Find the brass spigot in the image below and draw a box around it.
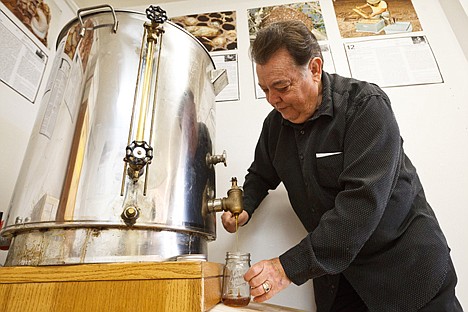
[208,177,243,216]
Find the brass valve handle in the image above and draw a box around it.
[124,140,153,181]
[145,6,168,24]
[124,140,153,167]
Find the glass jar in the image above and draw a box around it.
[222,251,251,307]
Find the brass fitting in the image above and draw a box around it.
[208,177,243,216]
[121,205,140,226]
[206,150,227,167]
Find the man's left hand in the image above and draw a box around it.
[244,257,292,302]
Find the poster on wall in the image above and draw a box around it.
[248,2,327,41]
[247,1,332,99]
[211,52,240,102]
[0,0,51,47]
[171,11,240,102]
[333,0,422,38]
[0,9,47,102]
[344,35,443,87]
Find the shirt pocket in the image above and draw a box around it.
[316,152,343,189]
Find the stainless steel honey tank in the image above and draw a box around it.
[1,6,228,265]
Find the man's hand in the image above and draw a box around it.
[244,258,292,303]
[221,210,249,233]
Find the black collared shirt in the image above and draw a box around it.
[243,72,450,311]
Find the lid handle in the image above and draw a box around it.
[77,4,119,37]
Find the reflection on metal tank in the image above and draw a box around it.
[1,5,229,266]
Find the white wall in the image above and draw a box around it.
[460,0,468,15]
[0,0,466,311]
[439,0,468,62]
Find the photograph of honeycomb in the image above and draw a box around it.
[248,1,327,42]
[1,0,51,47]
[170,11,237,52]
[333,0,422,38]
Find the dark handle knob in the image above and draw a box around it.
[146,6,168,24]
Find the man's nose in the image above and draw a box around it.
[267,90,281,106]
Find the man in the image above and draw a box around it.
[221,20,462,311]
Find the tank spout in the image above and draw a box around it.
[208,177,243,216]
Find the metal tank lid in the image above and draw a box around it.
[56,5,215,67]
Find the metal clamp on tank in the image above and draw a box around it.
[208,177,244,216]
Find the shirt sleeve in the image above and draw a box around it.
[242,114,282,219]
[280,91,402,285]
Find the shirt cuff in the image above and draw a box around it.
[279,240,315,286]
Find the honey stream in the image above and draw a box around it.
[222,213,250,308]
[235,214,239,252]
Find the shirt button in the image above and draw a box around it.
[299,154,304,160]
[300,130,305,135]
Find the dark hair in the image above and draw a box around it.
[250,20,323,66]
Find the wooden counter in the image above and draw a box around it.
[0,261,223,312]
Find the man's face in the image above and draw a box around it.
[256,48,322,124]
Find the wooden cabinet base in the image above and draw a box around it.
[0,261,223,312]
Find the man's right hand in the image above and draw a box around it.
[221,210,249,233]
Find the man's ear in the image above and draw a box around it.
[309,57,323,81]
